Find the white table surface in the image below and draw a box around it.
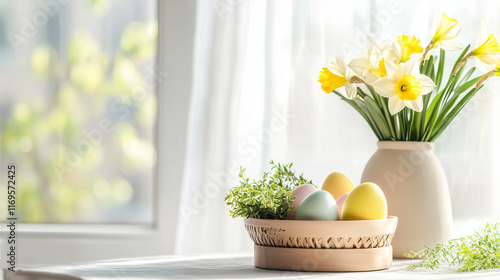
[3,252,500,280]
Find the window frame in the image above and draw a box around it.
[0,0,196,266]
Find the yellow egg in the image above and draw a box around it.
[341,182,387,220]
[321,172,354,200]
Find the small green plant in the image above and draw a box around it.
[225,160,313,220]
[405,223,500,272]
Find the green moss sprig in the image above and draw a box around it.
[405,223,500,272]
[224,160,313,220]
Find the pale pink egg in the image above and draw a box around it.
[285,184,317,220]
[336,192,350,220]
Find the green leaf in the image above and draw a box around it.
[362,96,393,139]
[333,90,383,140]
[435,75,481,126]
[428,87,480,142]
[435,49,445,90]
[423,46,470,141]
[406,223,500,272]
[368,87,396,140]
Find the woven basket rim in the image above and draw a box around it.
[244,216,398,249]
[245,215,397,224]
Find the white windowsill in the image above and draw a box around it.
[0,223,156,236]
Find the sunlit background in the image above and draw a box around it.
[0,0,157,224]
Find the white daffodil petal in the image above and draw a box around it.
[344,83,358,100]
[372,77,397,98]
[478,52,500,65]
[368,47,381,66]
[401,58,421,77]
[332,56,348,76]
[438,37,463,51]
[416,74,436,95]
[348,57,369,76]
[388,97,406,115]
[384,60,402,82]
[447,23,462,38]
[476,57,496,72]
[345,66,357,80]
[409,52,424,60]
[405,98,424,112]
[381,39,394,49]
[363,73,379,85]
[368,34,382,49]
[479,21,489,47]
[392,40,402,63]
[430,15,438,37]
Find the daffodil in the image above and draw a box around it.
[453,22,500,75]
[429,13,463,51]
[395,35,423,63]
[319,56,358,99]
[349,37,398,84]
[372,58,435,115]
[348,47,383,84]
[319,67,346,93]
[472,22,500,72]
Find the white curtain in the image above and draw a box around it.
[174,0,500,254]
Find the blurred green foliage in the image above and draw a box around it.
[0,9,158,223]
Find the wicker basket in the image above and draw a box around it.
[245,216,398,249]
[244,216,398,272]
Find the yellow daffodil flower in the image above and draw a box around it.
[372,58,435,115]
[472,21,500,72]
[430,13,463,51]
[453,22,500,75]
[319,56,358,99]
[396,35,423,63]
[319,67,346,93]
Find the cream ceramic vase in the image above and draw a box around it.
[361,141,453,258]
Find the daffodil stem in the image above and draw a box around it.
[350,76,366,84]
[392,114,402,140]
[422,43,434,62]
[400,108,407,139]
[408,110,415,140]
[475,70,496,89]
[452,53,472,76]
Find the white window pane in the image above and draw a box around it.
[0,0,157,224]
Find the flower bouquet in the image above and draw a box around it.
[319,13,500,142]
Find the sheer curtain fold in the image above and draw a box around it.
[174,0,500,254]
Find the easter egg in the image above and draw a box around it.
[335,192,349,220]
[321,172,354,200]
[285,184,318,220]
[295,190,339,221]
[341,182,387,220]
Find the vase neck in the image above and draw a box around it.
[377,141,434,151]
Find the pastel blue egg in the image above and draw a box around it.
[295,190,339,221]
